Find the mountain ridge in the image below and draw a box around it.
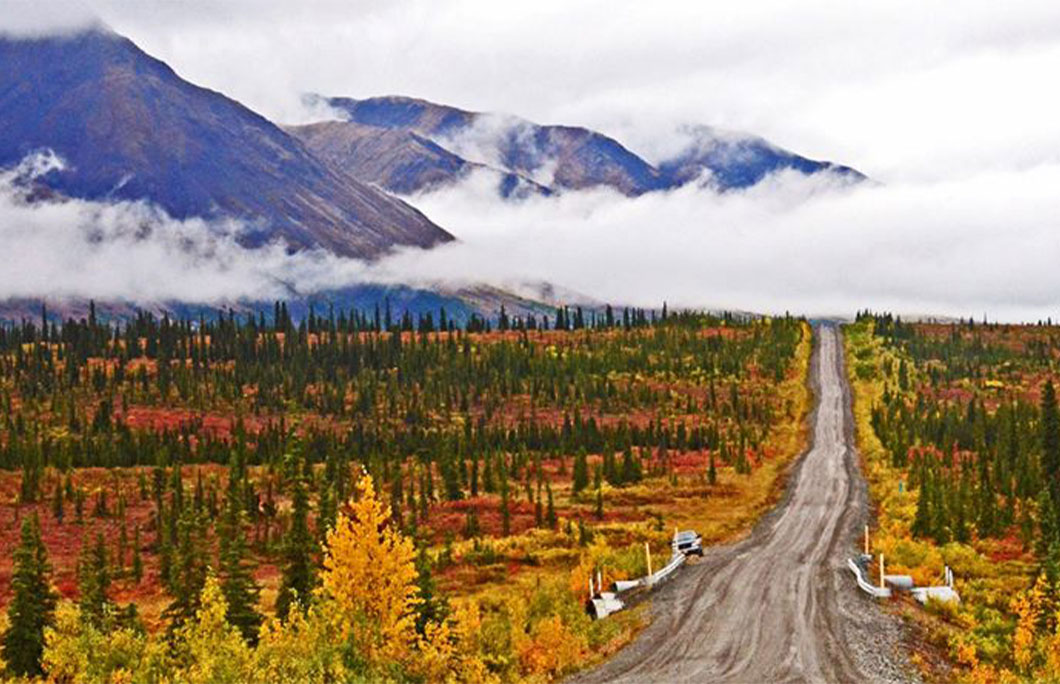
[0,28,453,259]
[302,94,864,197]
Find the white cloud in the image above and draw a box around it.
[0,153,379,304]
[379,164,1060,322]
[0,0,97,37]
[2,147,1060,323]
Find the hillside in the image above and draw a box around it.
[311,94,863,196]
[0,29,452,259]
[324,95,666,196]
[287,120,549,199]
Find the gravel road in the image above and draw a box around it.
[573,325,916,684]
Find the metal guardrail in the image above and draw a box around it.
[646,552,686,587]
[846,557,892,599]
[590,533,692,619]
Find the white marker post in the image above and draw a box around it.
[880,554,885,590]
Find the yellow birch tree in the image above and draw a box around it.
[321,474,420,668]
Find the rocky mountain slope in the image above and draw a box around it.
[0,29,452,259]
[287,120,549,199]
[299,94,863,197]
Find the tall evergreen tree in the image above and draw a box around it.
[162,509,207,631]
[500,475,511,536]
[275,472,315,621]
[413,543,448,636]
[572,448,589,495]
[621,445,641,484]
[77,532,111,627]
[132,524,144,584]
[2,515,56,678]
[218,465,263,643]
[1042,380,1060,505]
[51,481,64,523]
[912,466,933,540]
[545,482,557,529]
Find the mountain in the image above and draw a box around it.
[0,28,452,259]
[323,95,666,196]
[655,126,865,190]
[313,95,864,197]
[286,120,550,199]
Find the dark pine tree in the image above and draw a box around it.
[546,482,557,529]
[2,515,56,678]
[162,510,207,632]
[218,466,263,644]
[621,445,642,485]
[572,448,589,495]
[77,532,111,627]
[276,473,316,621]
[132,524,144,584]
[413,543,449,636]
[1042,380,1060,507]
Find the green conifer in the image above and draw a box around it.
[218,464,263,643]
[275,472,315,621]
[77,532,111,627]
[2,515,56,678]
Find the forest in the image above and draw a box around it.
[0,302,809,683]
[846,313,1060,682]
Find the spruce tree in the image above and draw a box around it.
[317,477,337,546]
[163,509,207,631]
[912,467,933,539]
[2,515,56,678]
[621,445,641,484]
[218,466,263,643]
[413,543,449,636]
[546,482,557,529]
[276,473,315,621]
[1043,380,1060,506]
[500,475,511,536]
[52,481,63,523]
[572,448,589,495]
[132,524,143,584]
[535,481,544,527]
[77,532,112,627]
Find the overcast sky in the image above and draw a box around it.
[4,0,1060,319]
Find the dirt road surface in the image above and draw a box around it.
[574,325,914,684]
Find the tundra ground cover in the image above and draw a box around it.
[845,315,1060,683]
[0,305,810,681]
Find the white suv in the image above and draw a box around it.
[673,530,704,557]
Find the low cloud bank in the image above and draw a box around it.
[3,152,1059,322]
[0,152,377,304]
[381,165,1060,322]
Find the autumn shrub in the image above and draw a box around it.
[516,615,584,680]
[477,601,516,675]
[252,604,350,683]
[169,573,253,684]
[42,602,164,684]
